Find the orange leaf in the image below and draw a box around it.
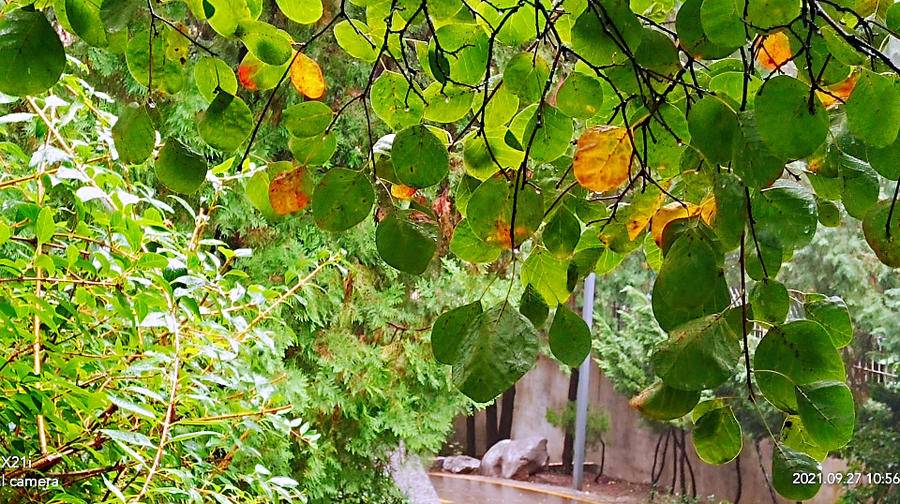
[238,62,258,90]
[268,167,313,215]
[290,53,326,99]
[816,72,857,109]
[390,184,417,200]
[755,31,792,71]
[573,126,633,193]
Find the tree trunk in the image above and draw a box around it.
[561,368,579,472]
[498,386,516,440]
[466,414,476,457]
[485,401,499,449]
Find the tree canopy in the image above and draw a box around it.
[2,0,900,500]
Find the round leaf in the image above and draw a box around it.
[268,167,313,216]
[375,211,438,274]
[276,0,322,24]
[112,104,155,165]
[431,301,483,365]
[846,70,900,148]
[772,446,822,501]
[283,101,333,138]
[573,126,633,193]
[548,305,591,367]
[452,303,539,403]
[749,279,789,325]
[0,10,66,97]
[194,57,238,102]
[754,76,828,160]
[862,199,900,268]
[651,309,741,391]
[311,168,375,232]
[795,380,855,451]
[692,404,743,464]
[630,381,700,421]
[754,320,846,412]
[392,125,450,188]
[557,72,605,119]
[155,140,208,194]
[198,92,253,152]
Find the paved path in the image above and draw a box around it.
[429,473,620,504]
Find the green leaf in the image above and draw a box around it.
[651,309,741,391]
[862,200,900,268]
[375,211,438,274]
[112,104,155,165]
[431,301,483,365]
[125,30,184,94]
[423,83,474,124]
[276,0,321,23]
[754,320,845,412]
[630,381,700,421]
[236,20,293,66]
[521,250,571,307]
[745,230,783,280]
[206,0,250,36]
[0,10,66,97]
[804,295,852,349]
[692,403,742,464]
[452,303,539,403]
[754,76,828,160]
[283,101,333,138]
[334,19,378,62]
[846,70,900,148]
[392,125,450,188]
[467,177,543,249]
[746,0,801,30]
[557,72,604,119]
[772,446,822,501]
[503,53,550,104]
[780,415,828,462]
[839,155,879,220]
[430,24,489,86]
[795,380,855,451]
[311,168,375,232]
[155,140,208,194]
[245,169,278,220]
[193,57,238,102]
[699,0,747,48]
[688,96,739,166]
[548,305,591,367]
[543,208,580,259]
[866,136,900,181]
[513,105,574,163]
[289,133,337,165]
[710,172,747,251]
[65,0,109,47]
[751,182,817,253]
[371,71,426,130]
[449,219,502,263]
[732,112,787,189]
[651,227,730,331]
[571,1,643,66]
[198,91,253,152]
[519,285,549,328]
[676,0,735,60]
[749,279,789,325]
[35,207,55,246]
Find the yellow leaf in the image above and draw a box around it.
[290,52,326,99]
[573,126,633,193]
[755,31,792,71]
[649,201,700,245]
[390,184,417,200]
[626,186,668,240]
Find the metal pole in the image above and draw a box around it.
[572,273,596,490]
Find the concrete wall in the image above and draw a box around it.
[450,356,846,503]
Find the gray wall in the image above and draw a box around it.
[451,356,846,503]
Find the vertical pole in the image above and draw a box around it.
[573,273,596,490]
